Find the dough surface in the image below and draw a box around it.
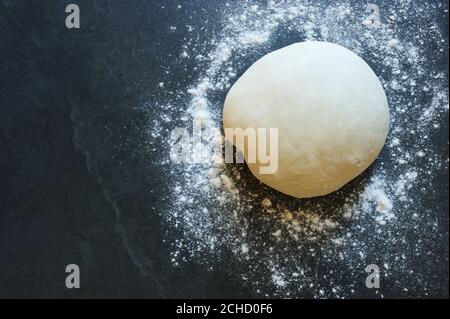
[223,41,390,198]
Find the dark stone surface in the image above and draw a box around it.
[0,0,248,298]
[0,0,448,298]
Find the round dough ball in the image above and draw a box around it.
[223,41,390,198]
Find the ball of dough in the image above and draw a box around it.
[223,41,390,198]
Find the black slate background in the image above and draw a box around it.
[0,0,448,298]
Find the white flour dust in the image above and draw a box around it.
[148,1,448,298]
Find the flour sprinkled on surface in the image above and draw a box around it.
[149,0,448,298]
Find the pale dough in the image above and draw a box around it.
[223,41,390,198]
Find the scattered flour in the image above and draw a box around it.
[148,0,449,298]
